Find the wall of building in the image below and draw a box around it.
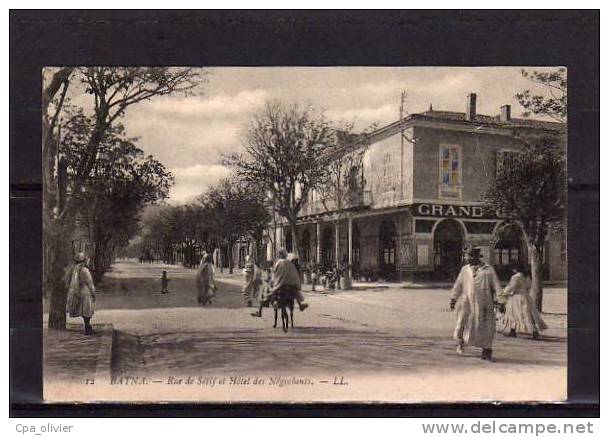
[362,128,414,208]
[412,126,522,202]
[286,121,566,283]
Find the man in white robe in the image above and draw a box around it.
[450,247,501,360]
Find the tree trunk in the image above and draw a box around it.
[228,241,234,274]
[289,220,299,259]
[528,242,544,312]
[46,220,72,330]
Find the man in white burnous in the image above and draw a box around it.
[450,247,502,361]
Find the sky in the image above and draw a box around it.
[117,67,559,204]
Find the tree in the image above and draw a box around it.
[60,117,173,280]
[516,68,567,122]
[224,101,336,258]
[316,124,372,274]
[44,67,204,329]
[484,134,566,311]
[202,178,270,273]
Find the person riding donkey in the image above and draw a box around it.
[271,248,308,311]
[251,248,308,317]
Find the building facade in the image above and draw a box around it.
[269,93,567,282]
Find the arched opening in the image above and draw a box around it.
[433,219,464,281]
[284,227,293,253]
[300,229,311,263]
[493,222,529,280]
[378,219,397,280]
[351,223,361,276]
[321,225,335,269]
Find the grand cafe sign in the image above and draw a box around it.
[414,203,495,219]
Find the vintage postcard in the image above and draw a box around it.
[42,66,567,403]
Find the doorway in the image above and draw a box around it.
[321,225,335,269]
[433,219,464,281]
[378,219,397,280]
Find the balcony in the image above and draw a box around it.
[299,190,372,218]
[346,189,372,209]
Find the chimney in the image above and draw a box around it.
[500,104,511,122]
[465,93,477,121]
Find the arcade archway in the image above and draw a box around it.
[321,225,335,268]
[300,229,311,263]
[378,219,397,280]
[493,222,529,280]
[351,223,361,276]
[433,219,464,281]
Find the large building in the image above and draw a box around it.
[262,93,566,282]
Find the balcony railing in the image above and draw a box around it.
[299,190,373,217]
[346,189,372,208]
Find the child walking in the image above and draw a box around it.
[161,270,169,294]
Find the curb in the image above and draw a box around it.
[93,323,114,385]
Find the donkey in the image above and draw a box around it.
[272,287,295,333]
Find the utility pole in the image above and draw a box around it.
[398,91,407,283]
[399,91,407,199]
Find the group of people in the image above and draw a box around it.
[193,247,309,315]
[63,245,547,354]
[243,248,308,317]
[450,247,547,361]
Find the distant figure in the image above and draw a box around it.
[65,252,96,335]
[243,255,263,307]
[450,247,501,361]
[213,248,223,274]
[161,270,169,294]
[499,264,548,339]
[196,253,216,306]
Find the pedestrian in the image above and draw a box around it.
[196,253,217,306]
[310,262,318,292]
[450,247,501,360]
[498,264,547,339]
[251,268,273,318]
[243,255,263,307]
[65,252,97,335]
[271,248,308,311]
[160,270,169,294]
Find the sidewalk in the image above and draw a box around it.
[43,322,114,393]
[306,280,568,292]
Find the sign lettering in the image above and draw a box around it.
[415,203,489,218]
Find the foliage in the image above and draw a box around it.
[60,114,173,279]
[223,100,336,257]
[484,133,566,310]
[43,67,205,329]
[202,178,270,270]
[516,68,567,122]
[316,122,376,216]
[133,178,270,272]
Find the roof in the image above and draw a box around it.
[367,109,564,144]
[415,110,563,130]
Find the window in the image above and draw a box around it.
[417,244,429,266]
[439,145,461,198]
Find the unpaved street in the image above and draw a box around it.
[48,260,567,402]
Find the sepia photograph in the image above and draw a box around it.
[41,66,568,403]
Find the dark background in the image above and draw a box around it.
[9,10,599,417]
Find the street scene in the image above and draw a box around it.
[44,260,566,402]
[42,67,567,402]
